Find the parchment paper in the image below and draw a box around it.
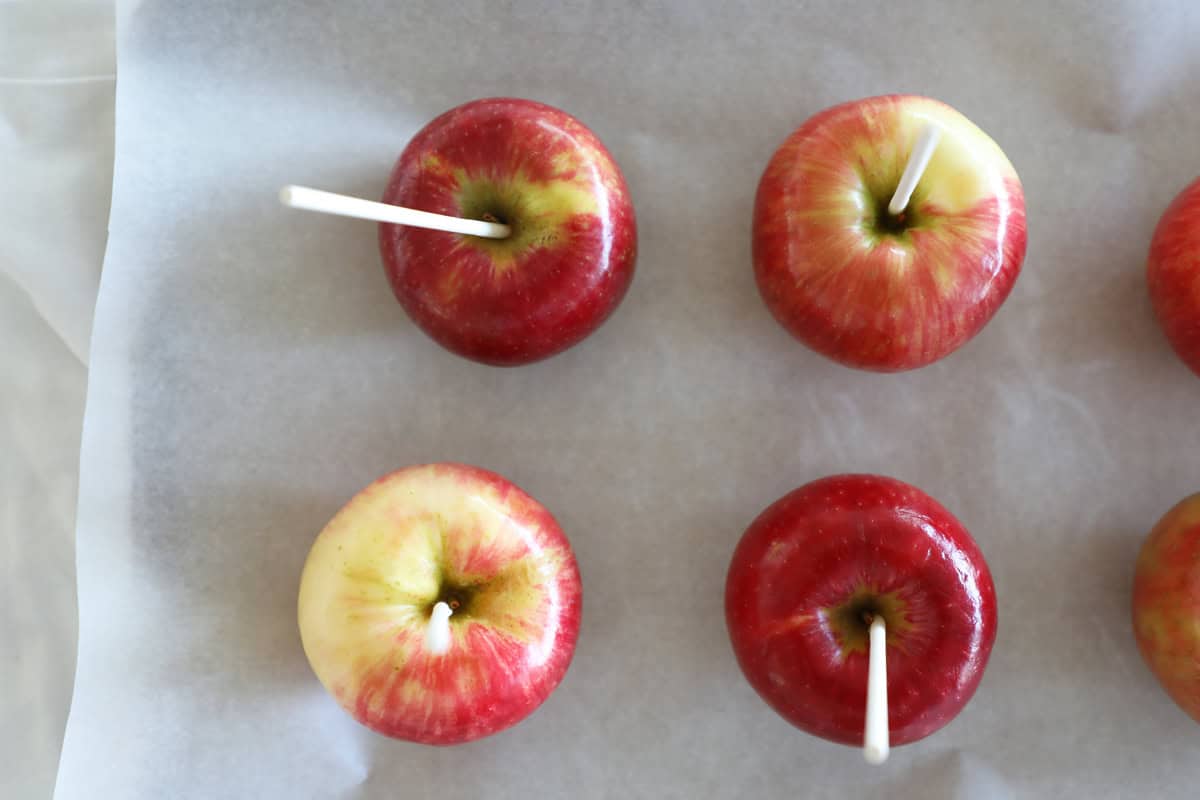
[56,1,1200,797]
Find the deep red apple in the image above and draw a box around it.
[1147,176,1200,377]
[379,97,637,366]
[752,95,1027,371]
[297,463,582,745]
[725,474,997,747]
[1132,492,1200,724]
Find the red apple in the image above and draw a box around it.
[1132,492,1200,724]
[752,95,1027,372]
[1147,176,1200,377]
[379,97,637,366]
[297,463,582,745]
[725,474,997,747]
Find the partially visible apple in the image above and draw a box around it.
[298,463,582,745]
[725,474,997,747]
[1132,492,1200,724]
[752,95,1027,372]
[379,97,637,366]
[1147,176,1200,377]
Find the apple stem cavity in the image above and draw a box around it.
[863,614,890,765]
[279,185,511,239]
[425,601,454,655]
[886,123,942,217]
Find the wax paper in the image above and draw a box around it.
[56,1,1200,797]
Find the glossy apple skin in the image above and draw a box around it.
[298,463,582,745]
[725,474,997,746]
[1132,493,1200,724]
[753,95,1027,372]
[1147,177,1200,377]
[379,97,637,366]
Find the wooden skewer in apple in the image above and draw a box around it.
[888,123,942,217]
[725,469,998,765]
[298,463,583,745]
[863,614,890,764]
[279,184,512,239]
[281,99,638,367]
[752,95,1024,373]
[424,600,453,655]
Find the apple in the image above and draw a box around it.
[725,474,997,747]
[297,463,582,745]
[379,97,637,366]
[1147,176,1200,377]
[752,95,1027,372]
[1132,492,1200,724]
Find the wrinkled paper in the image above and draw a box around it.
[57,1,1200,797]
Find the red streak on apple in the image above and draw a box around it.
[753,95,1026,371]
[725,474,997,746]
[379,97,637,366]
[298,463,582,745]
[1132,493,1200,723]
[1147,176,1200,377]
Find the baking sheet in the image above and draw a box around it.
[56,1,1200,797]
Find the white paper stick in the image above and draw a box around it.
[279,185,511,239]
[424,601,453,655]
[863,615,890,765]
[887,123,942,216]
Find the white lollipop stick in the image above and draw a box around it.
[887,123,942,216]
[279,185,511,239]
[425,601,453,655]
[863,615,890,764]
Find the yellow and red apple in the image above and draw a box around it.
[1147,176,1200,377]
[1132,493,1200,724]
[725,474,997,747]
[753,95,1027,371]
[297,463,582,745]
[379,97,637,366]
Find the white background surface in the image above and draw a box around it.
[1,2,113,798]
[9,0,1200,798]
